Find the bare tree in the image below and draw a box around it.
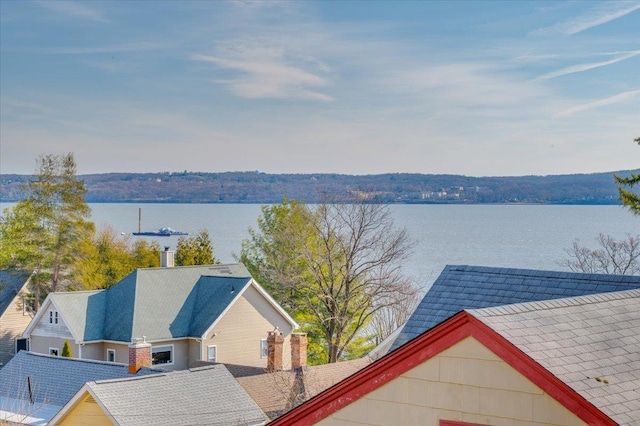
[243,199,419,363]
[562,233,640,275]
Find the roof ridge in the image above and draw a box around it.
[446,264,640,283]
[469,288,640,317]
[21,350,131,368]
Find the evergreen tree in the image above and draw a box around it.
[615,137,640,215]
[61,340,73,357]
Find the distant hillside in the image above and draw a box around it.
[1,170,636,205]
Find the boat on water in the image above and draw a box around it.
[133,227,188,237]
[132,208,188,237]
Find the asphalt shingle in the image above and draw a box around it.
[83,365,267,426]
[469,289,640,426]
[392,265,640,350]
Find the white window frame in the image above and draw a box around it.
[151,344,174,366]
[207,345,217,362]
[260,339,268,359]
[49,310,59,324]
[49,347,59,357]
[106,348,116,363]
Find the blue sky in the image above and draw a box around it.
[1,1,638,176]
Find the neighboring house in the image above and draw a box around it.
[21,263,298,370]
[50,364,267,426]
[0,349,161,425]
[272,289,640,425]
[0,270,33,368]
[391,264,640,351]
[212,332,373,420]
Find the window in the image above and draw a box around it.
[207,345,217,362]
[151,345,173,365]
[49,347,59,357]
[107,349,116,363]
[260,339,268,359]
[49,310,58,324]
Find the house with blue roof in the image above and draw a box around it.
[0,350,162,425]
[21,263,299,371]
[391,264,640,350]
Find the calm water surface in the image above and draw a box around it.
[2,203,637,292]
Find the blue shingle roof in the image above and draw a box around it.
[0,351,161,407]
[391,265,640,350]
[47,263,286,343]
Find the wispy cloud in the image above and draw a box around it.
[192,53,333,102]
[36,0,109,23]
[537,50,640,80]
[538,1,640,35]
[555,89,640,117]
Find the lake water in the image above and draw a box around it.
[2,203,638,292]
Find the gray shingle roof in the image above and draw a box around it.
[0,270,30,316]
[393,265,640,350]
[50,264,256,342]
[468,289,640,426]
[82,365,267,426]
[0,351,161,407]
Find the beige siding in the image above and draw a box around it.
[101,342,130,363]
[200,285,294,369]
[80,342,105,361]
[56,393,113,426]
[319,336,587,426]
[0,293,32,367]
[29,335,78,358]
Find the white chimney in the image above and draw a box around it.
[161,246,175,268]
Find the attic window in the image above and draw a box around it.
[49,310,58,324]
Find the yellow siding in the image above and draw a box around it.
[56,393,113,426]
[0,293,32,367]
[200,285,294,369]
[319,336,587,426]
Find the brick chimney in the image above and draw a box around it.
[291,332,308,370]
[161,246,174,268]
[128,338,151,374]
[267,330,284,373]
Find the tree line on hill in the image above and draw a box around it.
[2,169,636,204]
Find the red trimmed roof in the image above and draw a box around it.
[269,311,615,426]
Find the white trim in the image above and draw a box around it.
[250,279,299,327]
[22,296,83,344]
[49,385,117,425]
[106,348,116,363]
[207,345,217,362]
[151,344,174,366]
[260,339,268,359]
[49,347,60,357]
[201,278,299,339]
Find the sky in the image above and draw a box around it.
[1,1,639,177]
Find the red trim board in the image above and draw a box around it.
[270,311,615,426]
